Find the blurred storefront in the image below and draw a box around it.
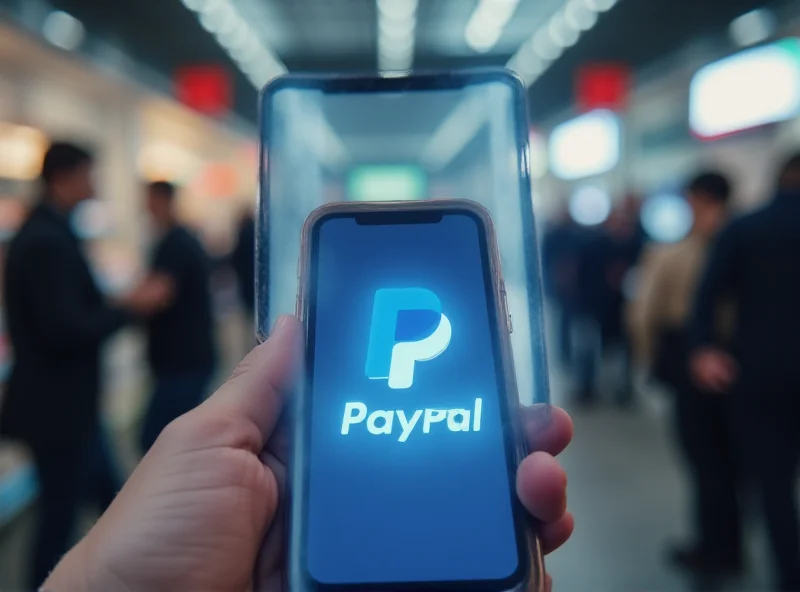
[0,20,256,526]
[532,9,800,230]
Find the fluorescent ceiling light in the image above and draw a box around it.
[549,109,621,180]
[377,0,419,71]
[690,39,800,139]
[465,0,521,53]
[585,0,618,12]
[378,39,414,55]
[565,0,598,31]
[181,0,286,88]
[466,24,503,53]
[182,0,212,10]
[729,8,776,48]
[377,0,417,20]
[548,14,579,47]
[380,16,416,37]
[508,0,622,86]
[42,11,85,51]
[533,29,563,60]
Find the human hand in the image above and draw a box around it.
[118,273,174,316]
[690,347,738,393]
[45,315,573,592]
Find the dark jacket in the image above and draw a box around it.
[147,226,215,373]
[541,222,584,310]
[0,203,127,448]
[693,192,800,394]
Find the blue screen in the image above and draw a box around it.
[305,212,522,586]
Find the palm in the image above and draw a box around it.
[85,412,282,592]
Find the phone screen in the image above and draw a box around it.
[301,207,527,590]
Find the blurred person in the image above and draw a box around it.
[0,142,170,587]
[571,223,606,405]
[691,153,800,591]
[574,196,645,406]
[231,208,256,322]
[541,207,585,367]
[598,195,645,405]
[42,316,574,592]
[629,172,740,574]
[139,181,216,454]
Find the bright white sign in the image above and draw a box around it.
[690,39,800,139]
[549,109,620,180]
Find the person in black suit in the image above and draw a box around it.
[691,153,800,591]
[139,181,216,454]
[0,142,170,587]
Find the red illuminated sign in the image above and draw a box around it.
[175,66,232,116]
[576,64,630,112]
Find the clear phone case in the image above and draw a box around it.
[257,70,550,408]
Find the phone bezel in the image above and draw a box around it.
[290,199,543,592]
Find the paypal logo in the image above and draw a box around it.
[343,288,479,441]
[365,288,452,389]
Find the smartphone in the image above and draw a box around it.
[289,199,542,592]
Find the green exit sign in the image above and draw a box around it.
[347,165,427,202]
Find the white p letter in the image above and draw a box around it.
[388,314,452,389]
[341,402,367,434]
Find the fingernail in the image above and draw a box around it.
[271,314,291,335]
[521,403,552,426]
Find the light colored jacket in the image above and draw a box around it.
[627,235,710,364]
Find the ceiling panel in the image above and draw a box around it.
[10,0,787,126]
[271,0,376,58]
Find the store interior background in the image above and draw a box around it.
[1,0,800,589]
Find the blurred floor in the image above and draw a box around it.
[0,312,783,591]
[548,364,774,591]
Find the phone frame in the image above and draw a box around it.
[289,199,544,592]
[256,69,542,346]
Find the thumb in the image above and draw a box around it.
[203,315,303,442]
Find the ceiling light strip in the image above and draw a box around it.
[465,0,522,53]
[180,0,286,88]
[377,0,419,71]
[507,0,621,88]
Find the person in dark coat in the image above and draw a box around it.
[542,209,585,368]
[139,181,216,454]
[631,172,741,575]
[691,152,800,591]
[573,197,645,406]
[0,142,170,587]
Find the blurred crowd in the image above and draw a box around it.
[543,154,800,590]
[0,141,257,587]
[3,134,800,592]
[542,193,644,407]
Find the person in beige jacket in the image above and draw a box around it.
[628,172,741,575]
